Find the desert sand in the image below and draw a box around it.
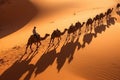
[0,0,120,80]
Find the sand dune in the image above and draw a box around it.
[0,0,120,80]
[0,0,38,38]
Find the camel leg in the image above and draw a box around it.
[85,27,87,33]
[90,25,92,33]
[66,34,69,41]
[47,39,54,51]
[38,41,41,47]
[94,21,96,28]
[64,34,69,45]
[37,41,41,49]
[30,44,33,52]
[35,42,39,51]
[72,32,76,41]
[71,34,74,42]
[86,26,88,33]
[85,26,88,33]
[78,28,81,35]
[25,45,29,54]
[55,38,59,48]
[49,38,54,46]
[57,37,60,45]
[88,25,90,32]
[48,39,52,48]
[52,39,54,46]
[49,39,52,44]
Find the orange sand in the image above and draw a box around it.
[0,0,120,80]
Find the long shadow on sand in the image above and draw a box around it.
[34,48,57,76]
[94,24,107,37]
[0,0,38,38]
[0,50,38,80]
[82,15,117,48]
[0,9,118,80]
[82,33,95,48]
[106,15,117,28]
[57,37,81,72]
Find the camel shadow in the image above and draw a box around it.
[57,37,81,72]
[34,48,57,76]
[106,15,117,28]
[46,29,67,52]
[82,33,95,48]
[94,24,107,37]
[46,40,60,53]
[20,48,39,62]
[0,0,38,38]
[0,51,37,80]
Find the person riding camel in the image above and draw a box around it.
[33,26,39,39]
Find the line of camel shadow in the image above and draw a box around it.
[0,7,118,80]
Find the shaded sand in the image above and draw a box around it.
[0,0,120,80]
[0,0,38,38]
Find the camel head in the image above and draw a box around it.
[83,22,85,24]
[64,28,68,31]
[105,12,107,15]
[45,33,50,37]
[40,33,50,40]
[61,28,68,35]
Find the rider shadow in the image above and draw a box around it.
[0,52,35,80]
[106,15,117,28]
[82,33,95,48]
[34,48,57,76]
[57,37,81,72]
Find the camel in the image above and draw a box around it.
[25,33,50,53]
[68,24,76,34]
[86,18,94,33]
[93,13,105,27]
[75,21,85,35]
[105,8,114,19]
[93,14,100,27]
[65,24,77,44]
[100,13,105,19]
[48,28,67,48]
[99,13,105,24]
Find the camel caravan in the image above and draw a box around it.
[25,3,119,53]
